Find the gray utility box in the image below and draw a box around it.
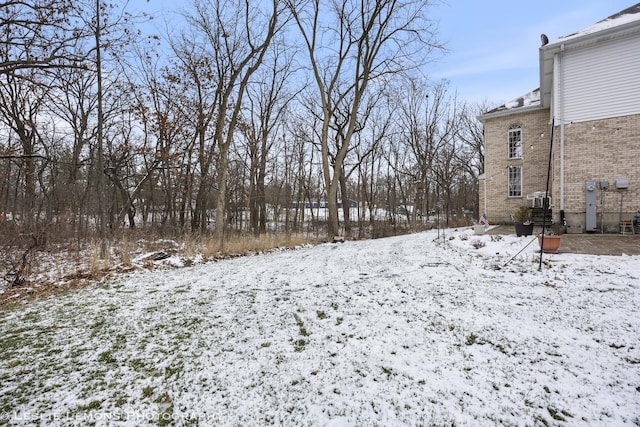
[615,178,629,189]
[586,180,597,232]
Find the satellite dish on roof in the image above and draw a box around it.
[541,34,549,46]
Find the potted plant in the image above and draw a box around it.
[538,224,563,253]
[512,206,534,237]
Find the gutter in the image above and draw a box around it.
[477,104,544,122]
[555,47,565,213]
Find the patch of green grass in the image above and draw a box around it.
[98,350,116,364]
[152,392,174,426]
[547,407,569,421]
[165,364,183,379]
[89,319,107,337]
[142,385,155,398]
[466,333,478,346]
[493,342,507,354]
[115,395,128,407]
[293,313,309,337]
[293,339,306,352]
[78,400,103,411]
[129,358,146,370]
[155,392,171,404]
[6,360,21,369]
[534,414,550,426]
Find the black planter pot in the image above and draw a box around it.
[514,222,534,237]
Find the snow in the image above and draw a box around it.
[1,228,639,426]
[558,5,640,42]
[486,88,541,114]
[502,88,541,110]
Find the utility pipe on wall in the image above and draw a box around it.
[556,45,566,215]
[560,121,564,212]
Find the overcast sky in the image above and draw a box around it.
[130,0,635,108]
[429,0,635,106]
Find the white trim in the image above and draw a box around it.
[507,125,523,160]
[508,165,523,198]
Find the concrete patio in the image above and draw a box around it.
[486,225,640,256]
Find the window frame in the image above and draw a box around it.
[508,165,522,198]
[508,124,522,160]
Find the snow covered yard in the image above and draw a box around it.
[1,229,639,426]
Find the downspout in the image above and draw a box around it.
[482,127,487,216]
[484,176,487,215]
[557,45,565,213]
[560,120,564,212]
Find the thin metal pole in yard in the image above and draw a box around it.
[503,233,540,267]
[538,118,555,271]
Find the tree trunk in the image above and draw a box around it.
[94,0,109,258]
[214,144,230,244]
[339,173,351,239]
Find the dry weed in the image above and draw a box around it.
[202,233,311,257]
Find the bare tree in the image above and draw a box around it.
[457,100,488,178]
[391,79,457,228]
[0,70,49,228]
[87,0,151,253]
[335,91,389,238]
[128,44,196,231]
[46,67,98,236]
[0,1,93,76]
[161,37,219,233]
[352,103,393,237]
[183,0,283,240]
[446,100,488,221]
[240,39,298,236]
[285,119,316,234]
[287,0,440,240]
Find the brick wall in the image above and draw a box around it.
[553,114,640,233]
[481,108,551,224]
[482,110,640,231]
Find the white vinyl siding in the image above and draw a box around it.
[558,34,640,122]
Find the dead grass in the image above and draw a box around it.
[202,233,312,257]
[0,231,317,308]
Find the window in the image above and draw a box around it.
[508,124,522,159]
[508,165,522,197]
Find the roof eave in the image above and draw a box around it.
[547,17,640,50]
[477,104,546,122]
[539,18,640,109]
